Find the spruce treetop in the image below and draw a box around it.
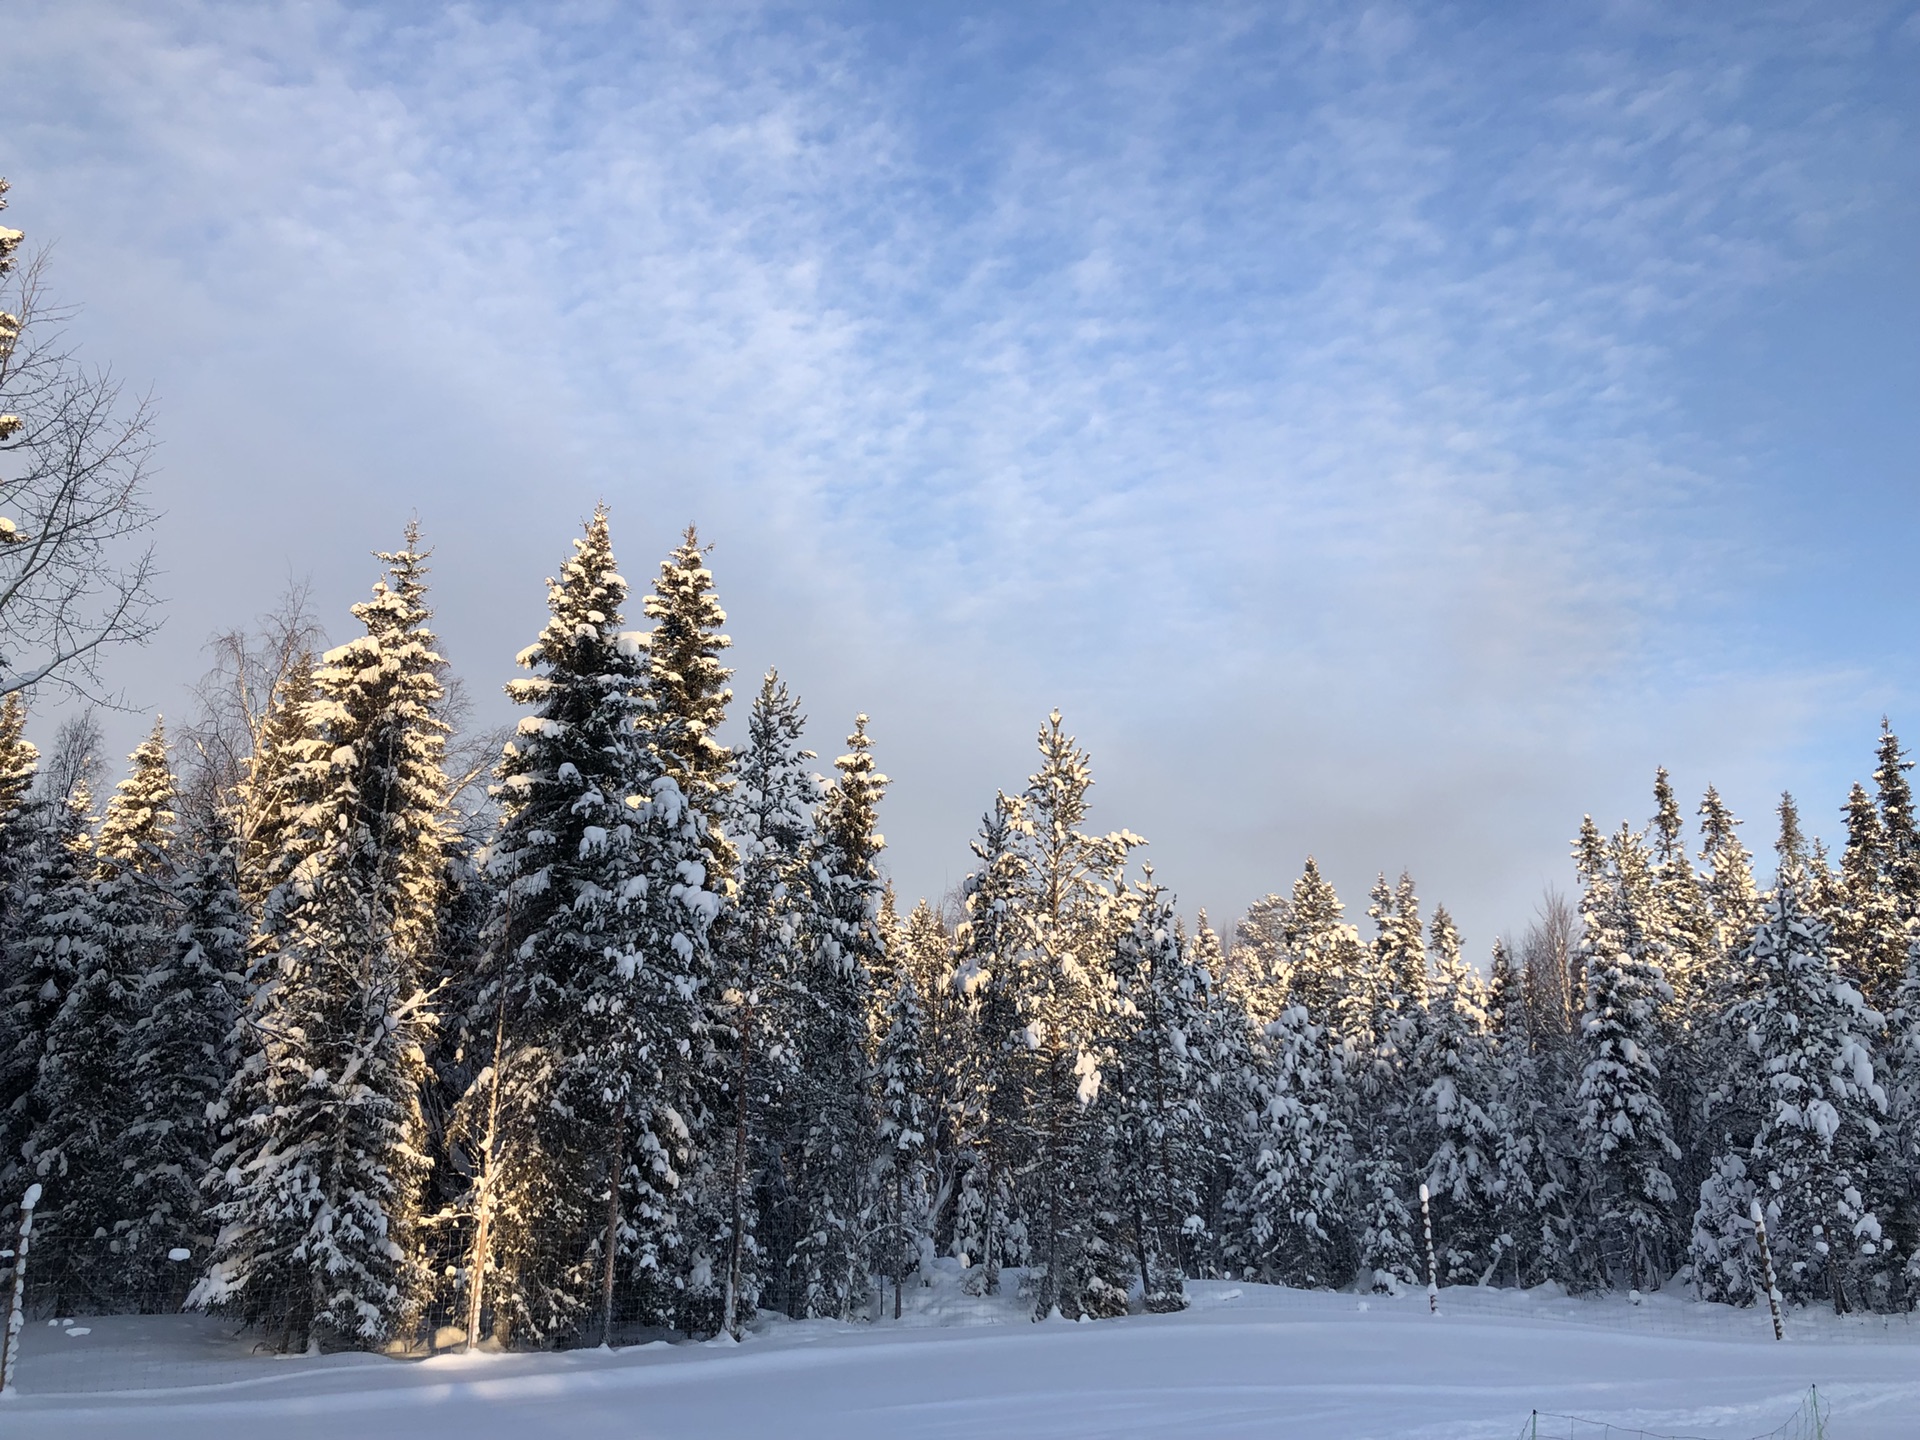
[1279,856,1361,1032]
[1370,871,1426,1013]
[0,691,38,818]
[236,651,317,907]
[1428,902,1462,978]
[1191,908,1225,984]
[94,715,176,875]
[294,522,450,959]
[643,524,733,793]
[1842,781,1886,886]
[1020,710,1143,935]
[1651,767,1686,867]
[1873,722,1920,915]
[729,669,818,864]
[1486,936,1519,1038]
[1697,783,1759,955]
[1775,791,1807,872]
[508,505,640,693]
[1573,815,1606,885]
[821,714,888,884]
[1029,710,1094,841]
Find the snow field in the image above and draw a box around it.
[12,1271,1920,1439]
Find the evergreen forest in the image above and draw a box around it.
[4,508,1920,1354]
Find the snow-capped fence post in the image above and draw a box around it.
[1417,1182,1437,1314]
[0,1182,44,1397]
[1750,1198,1784,1341]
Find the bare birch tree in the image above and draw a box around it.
[0,179,161,700]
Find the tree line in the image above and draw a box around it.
[3,178,1918,1352]
[2,506,1918,1353]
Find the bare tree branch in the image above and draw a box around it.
[0,188,163,703]
[175,578,325,815]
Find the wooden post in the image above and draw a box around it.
[1418,1182,1438,1314]
[1750,1199,1784,1341]
[1,1184,44,1396]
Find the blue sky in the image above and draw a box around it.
[6,1,1918,950]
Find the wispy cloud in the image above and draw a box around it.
[6,0,1915,941]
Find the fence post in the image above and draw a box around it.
[1418,1182,1438,1314]
[1750,1198,1784,1341]
[0,1183,44,1397]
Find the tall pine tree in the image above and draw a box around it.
[788,716,888,1320]
[196,527,450,1350]
[121,805,244,1305]
[1573,823,1681,1292]
[30,719,176,1311]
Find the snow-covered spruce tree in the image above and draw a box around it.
[1698,787,1761,968]
[1651,769,1716,1010]
[1837,782,1905,1012]
[0,781,90,1197]
[872,967,930,1319]
[1280,858,1367,1038]
[1226,891,1291,1028]
[1573,821,1682,1292]
[1506,900,1589,1289]
[788,716,887,1321]
[1884,936,1920,1298]
[29,718,177,1312]
[1648,769,1719,1232]
[1482,938,1547,1288]
[1005,713,1139,1321]
[628,524,733,1331]
[470,514,710,1351]
[194,527,450,1351]
[1185,909,1247,1273]
[1106,874,1213,1311]
[1351,1121,1419,1294]
[0,691,39,1176]
[1234,1001,1351,1289]
[892,898,965,1262]
[415,836,498,1322]
[1343,872,1426,1292]
[0,691,37,907]
[708,671,816,1334]
[950,793,1032,1294]
[1415,906,1504,1284]
[1874,724,1920,940]
[1348,873,1426,1068]
[466,510,671,1344]
[641,525,733,803]
[1739,855,1891,1312]
[234,653,318,916]
[1191,910,1226,991]
[120,804,244,1306]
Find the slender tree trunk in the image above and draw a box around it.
[599,1102,627,1348]
[1823,1210,1850,1316]
[724,996,754,1339]
[1132,1175,1153,1300]
[981,1141,1000,1296]
[464,1005,507,1354]
[893,1166,904,1320]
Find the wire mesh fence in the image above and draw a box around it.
[1422,1280,1920,1348]
[1515,1386,1828,1440]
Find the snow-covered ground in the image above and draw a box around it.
[12,1266,1920,1439]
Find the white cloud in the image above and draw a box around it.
[4,0,1911,946]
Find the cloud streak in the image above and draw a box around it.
[5,0,1916,945]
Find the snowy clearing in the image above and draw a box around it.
[12,1272,1920,1439]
